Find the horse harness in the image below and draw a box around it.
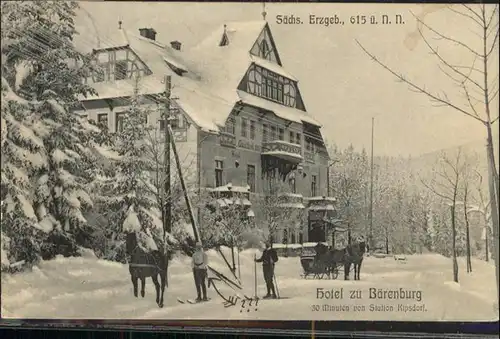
[127,245,168,273]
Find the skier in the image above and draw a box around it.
[255,240,279,299]
[192,242,209,302]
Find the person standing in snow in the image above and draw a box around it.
[255,241,279,299]
[192,242,209,302]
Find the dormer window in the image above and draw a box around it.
[163,57,187,76]
[260,40,270,59]
[115,60,128,80]
[94,65,105,83]
[219,32,229,46]
[246,64,296,108]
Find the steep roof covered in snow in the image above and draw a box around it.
[75,20,321,131]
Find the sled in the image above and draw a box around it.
[300,254,342,280]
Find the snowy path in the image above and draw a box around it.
[2,250,498,321]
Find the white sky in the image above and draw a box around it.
[76,2,499,157]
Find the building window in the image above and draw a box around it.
[116,112,126,133]
[246,64,295,107]
[261,69,284,103]
[262,124,268,143]
[289,176,296,193]
[97,113,108,128]
[260,40,270,59]
[215,160,224,187]
[170,114,180,129]
[278,128,284,141]
[250,120,256,140]
[311,175,317,196]
[289,131,294,143]
[241,118,248,138]
[291,231,296,244]
[306,139,313,152]
[295,133,301,145]
[247,165,256,192]
[283,82,296,107]
[270,126,277,141]
[225,117,235,135]
[94,64,106,83]
[115,61,128,80]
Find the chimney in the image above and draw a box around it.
[139,28,157,41]
[170,40,181,51]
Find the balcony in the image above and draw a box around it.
[219,132,236,148]
[276,193,305,209]
[304,151,315,163]
[262,140,302,163]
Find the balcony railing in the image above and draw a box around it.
[262,140,302,163]
[219,132,236,148]
[277,193,305,208]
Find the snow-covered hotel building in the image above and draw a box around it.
[74,20,336,244]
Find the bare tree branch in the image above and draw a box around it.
[485,4,499,30]
[421,178,452,201]
[462,4,484,23]
[487,26,499,57]
[355,40,486,124]
[490,86,499,103]
[463,83,481,118]
[487,20,499,40]
[436,168,456,189]
[447,5,483,27]
[411,10,482,57]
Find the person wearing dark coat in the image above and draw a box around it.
[191,242,208,302]
[255,241,279,299]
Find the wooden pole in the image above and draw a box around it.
[163,75,172,236]
[369,117,374,249]
[167,110,243,291]
[167,125,200,243]
[254,253,257,298]
[238,247,241,280]
[485,222,490,262]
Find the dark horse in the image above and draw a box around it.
[125,232,169,308]
[343,240,367,280]
[326,239,367,280]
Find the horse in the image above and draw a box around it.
[343,239,367,281]
[324,248,346,278]
[125,232,169,308]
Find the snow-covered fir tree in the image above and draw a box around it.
[34,99,110,258]
[1,79,48,265]
[98,81,172,259]
[1,1,96,105]
[1,1,113,266]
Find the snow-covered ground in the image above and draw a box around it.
[1,249,498,321]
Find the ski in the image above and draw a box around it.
[243,294,291,301]
[187,298,211,304]
[177,297,211,304]
[258,296,291,300]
